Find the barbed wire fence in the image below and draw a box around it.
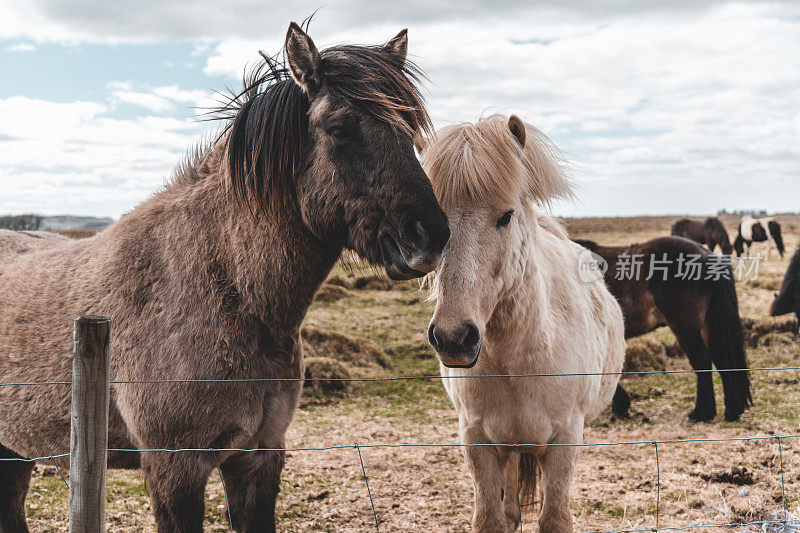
[1,316,798,532]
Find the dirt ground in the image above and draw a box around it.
[25,214,800,532]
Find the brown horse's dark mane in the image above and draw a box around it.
[197,39,432,216]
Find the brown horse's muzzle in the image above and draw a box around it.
[380,211,450,280]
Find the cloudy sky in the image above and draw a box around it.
[0,1,798,219]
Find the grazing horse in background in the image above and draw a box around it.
[421,115,625,533]
[671,217,733,255]
[771,246,800,323]
[0,24,450,533]
[574,237,751,424]
[734,215,785,259]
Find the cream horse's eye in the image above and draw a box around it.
[496,210,514,228]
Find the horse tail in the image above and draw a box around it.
[706,217,732,254]
[706,266,751,421]
[768,221,785,258]
[517,452,539,512]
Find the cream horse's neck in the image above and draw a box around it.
[484,206,562,368]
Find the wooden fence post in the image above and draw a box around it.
[69,315,111,533]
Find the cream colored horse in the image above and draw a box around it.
[420,115,626,532]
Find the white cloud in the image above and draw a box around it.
[0,1,734,44]
[1,1,798,216]
[106,81,218,113]
[196,2,800,216]
[0,96,215,217]
[3,42,35,51]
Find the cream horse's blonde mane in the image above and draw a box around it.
[420,114,573,212]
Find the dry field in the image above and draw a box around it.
[26,214,800,532]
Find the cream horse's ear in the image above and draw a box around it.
[414,133,429,155]
[508,114,526,147]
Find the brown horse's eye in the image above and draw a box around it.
[329,127,349,144]
[497,210,514,228]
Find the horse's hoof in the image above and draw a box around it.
[611,411,629,422]
[684,413,714,425]
[723,412,742,422]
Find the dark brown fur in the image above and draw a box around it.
[671,217,732,255]
[575,237,751,423]
[0,24,449,533]
[771,246,800,322]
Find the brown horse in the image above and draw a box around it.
[0,23,449,533]
[771,246,800,323]
[671,217,733,255]
[574,237,751,424]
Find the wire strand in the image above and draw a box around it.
[0,365,795,387]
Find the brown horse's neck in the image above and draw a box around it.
[119,145,341,338]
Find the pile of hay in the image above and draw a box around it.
[325,271,411,291]
[300,326,393,403]
[745,278,782,291]
[624,338,667,373]
[741,317,799,348]
[302,326,391,368]
[314,284,352,302]
[303,357,353,399]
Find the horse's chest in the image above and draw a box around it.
[447,377,555,444]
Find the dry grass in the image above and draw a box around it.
[24,214,800,531]
[52,229,101,239]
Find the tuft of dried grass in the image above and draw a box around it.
[741,317,799,347]
[624,338,667,373]
[301,326,391,369]
[304,357,353,398]
[314,284,352,303]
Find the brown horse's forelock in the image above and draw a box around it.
[211,44,432,217]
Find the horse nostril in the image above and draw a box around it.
[427,322,440,351]
[460,321,480,351]
[401,218,430,252]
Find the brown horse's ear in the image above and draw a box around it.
[413,132,428,155]
[285,22,322,95]
[508,115,526,147]
[384,29,408,63]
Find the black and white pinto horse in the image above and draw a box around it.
[733,216,785,259]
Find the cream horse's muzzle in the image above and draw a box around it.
[428,320,482,368]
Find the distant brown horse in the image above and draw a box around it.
[671,217,732,255]
[574,237,751,424]
[0,24,449,532]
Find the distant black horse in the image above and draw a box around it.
[575,237,751,423]
[771,246,800,322]
[734,216,785,259]
[671,217,732,255]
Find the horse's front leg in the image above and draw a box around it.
[142,450,213,533]
[462,426,510,532]
[538,433,581,533]
[219,449,285,532]
[502,452,521,532]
